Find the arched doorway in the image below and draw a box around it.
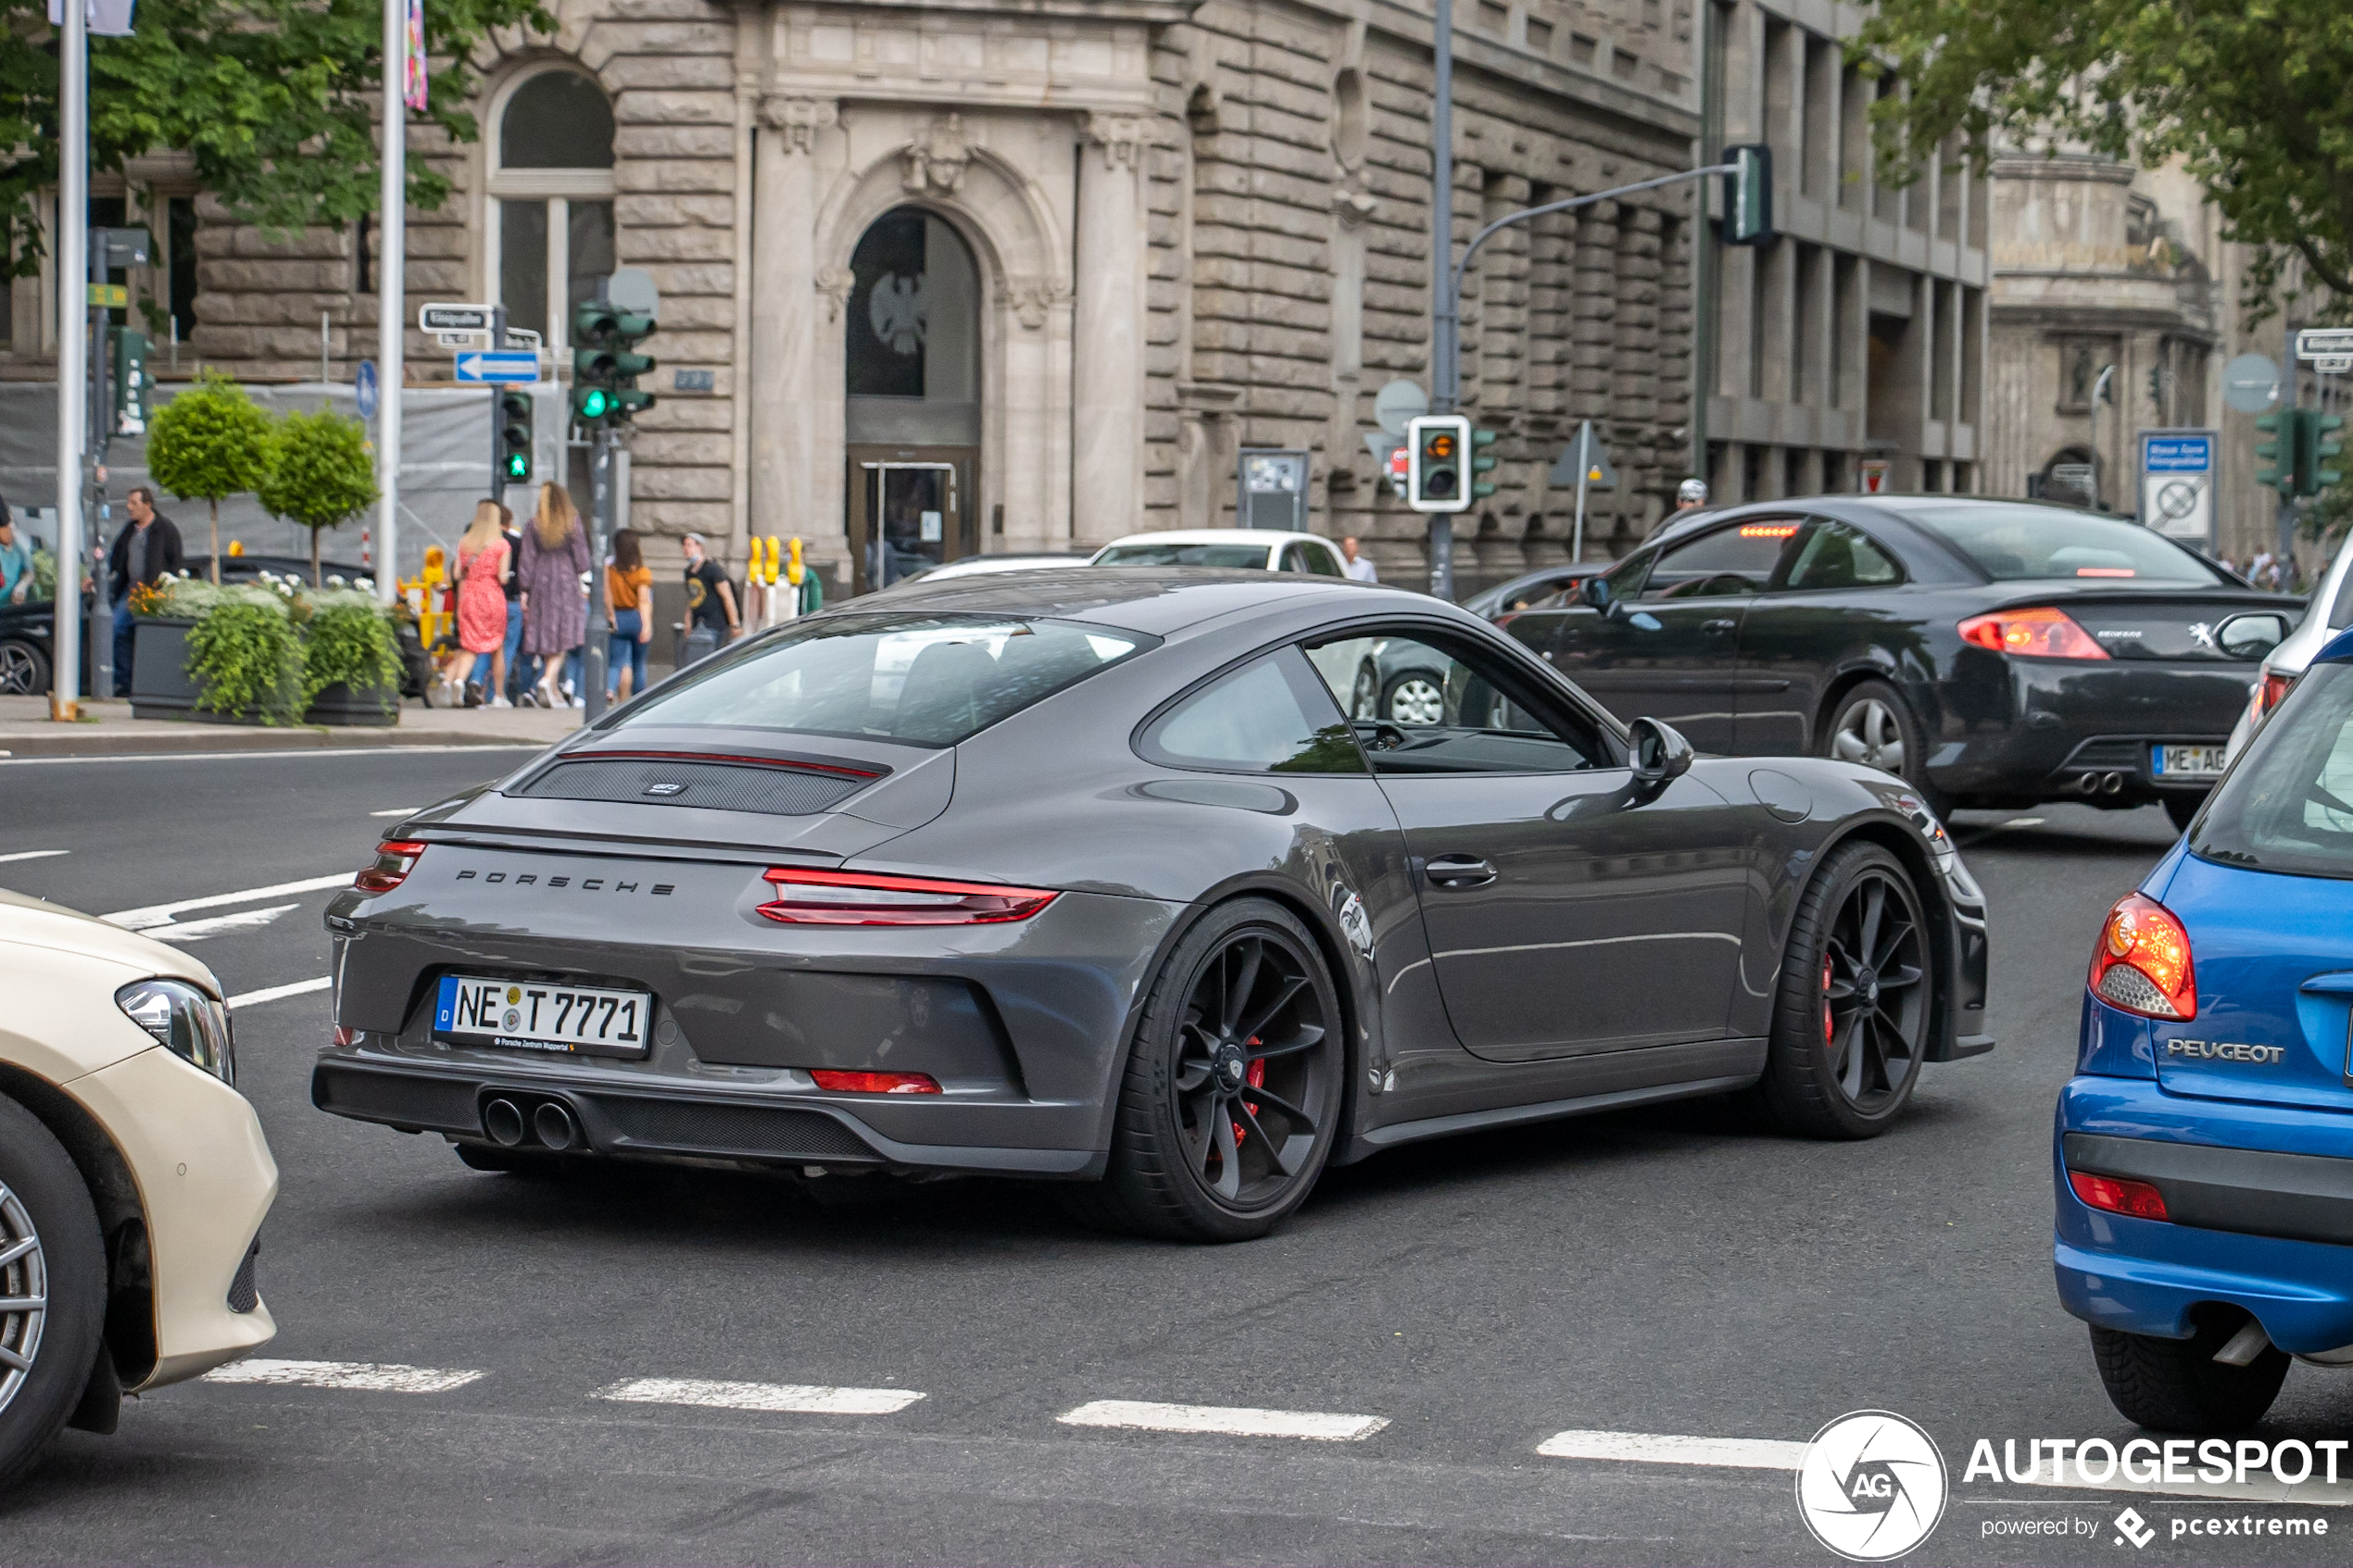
[844,207,982,593]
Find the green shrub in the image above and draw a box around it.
[145,372,272,582]
[302,593,401,711]
[183,587,302,724]
[258,408,377,585]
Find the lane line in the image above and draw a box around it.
[0,744,542,768]
[1537,1429,1808,1470]
[148,903,296,944]
[226,975,332,1009]
[370,807,422,817]
[203,1358,484,1394]
[1058,1399,1389,1442]
[595,1377,925,1415]
[0,848,69,865]
[105,873,352,931]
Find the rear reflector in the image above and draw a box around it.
[355,840,426,894]
[1957,607,2110,660]
[810,1070,941,1095]
[2069,1171,2171,1222]
[757,867,1059,926]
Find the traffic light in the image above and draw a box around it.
[1723,144,1774,246]
[572,299,659,429]
[498,391,534,483]
[1406,414,1472,513]
[1470,426,1500,498]
[2255,411,2291,493]
[2298,409,2345,495]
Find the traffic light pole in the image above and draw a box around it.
[584,427,612,721]
[2281,320,2299,577]
[488,306,510,507]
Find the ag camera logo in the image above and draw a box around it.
[1795,1411,1948,1561]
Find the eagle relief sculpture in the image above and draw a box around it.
[869,273,928,357]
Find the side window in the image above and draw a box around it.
[1781,520,1904,591]
[1140,648,1366,774]
[1304,630,1612,774]
[1302,543,1344,577]
[1642,520,1801,600]
[1277,545,1305,573]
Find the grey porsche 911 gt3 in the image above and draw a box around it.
[314,571,1994,1241]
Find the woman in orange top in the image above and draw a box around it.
[605,529,655,699]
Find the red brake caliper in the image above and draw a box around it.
[1821,957,1837,1047]
[1232,1041,1267,1145]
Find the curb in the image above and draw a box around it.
[0,725,563,759]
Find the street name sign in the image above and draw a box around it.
[419,303,494,334]
[2296,328,2353,361]
[455,350,537,384]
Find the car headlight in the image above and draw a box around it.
[116,978,236,1085]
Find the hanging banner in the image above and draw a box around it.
[403,0,429,112]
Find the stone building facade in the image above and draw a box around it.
[4,0,1983,596]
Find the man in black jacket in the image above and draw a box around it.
[107,486,183,688]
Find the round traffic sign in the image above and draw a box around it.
[2157,479,2199,520]
[1373,379,1428,436]
[2221,353,2283,414]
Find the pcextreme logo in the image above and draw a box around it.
[1795,1411,1950,1561]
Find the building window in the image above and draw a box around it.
[1922,459,1944,493]
[1801,34,1832,201]
[1929,282,1954,421]
[1831,253,1856,409]
[166,195,198,346]
[487,69,616,353]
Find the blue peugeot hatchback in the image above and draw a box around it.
[2057,628,2353,1431]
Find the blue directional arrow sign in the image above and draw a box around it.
[454,350,538,384]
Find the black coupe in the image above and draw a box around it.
[1497,497,2297,827]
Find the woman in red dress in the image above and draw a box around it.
[440,500,512,707]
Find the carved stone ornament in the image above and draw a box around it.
[815,266,854,322]
[761,95,837,154]
[1085,112,1149,171]
[902,114,971,194]
[996,274,1072,331]
[1333,184,1378,229]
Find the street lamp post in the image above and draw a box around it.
[375,0,403,605]
[51,0,87,720]
[1427,0,1455,601]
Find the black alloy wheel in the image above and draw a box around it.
[1754,842,1932,1138]
[0,640,49,697]
[1072,897,1344,1241]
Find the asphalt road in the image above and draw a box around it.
[1,750,2346,1564]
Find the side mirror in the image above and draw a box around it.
[2216,610,2291,661]
[1629,716,1693,791]
[1581,575,1615,614]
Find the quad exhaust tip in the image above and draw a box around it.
[483,1098,525,1147]
[533,1100,578,1151]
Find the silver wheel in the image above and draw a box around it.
[1828,695,1906,774]
[0,642,45,696]
[1385,675,1445,727]
[1349,662,1379,720]
[0,1180,47,1419]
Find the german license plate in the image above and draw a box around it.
[434,975,652,1058]
[2153,744,2228,780]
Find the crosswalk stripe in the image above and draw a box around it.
[148,903,296,944]
[225,975,333,1009]
[203,1358,484,1394]
[594,1377,925,1415]
[1058,1399,1389,1442]
[105,873,351,931]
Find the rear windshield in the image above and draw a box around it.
[2191,663,2353,880]
[615,614,1150,746]
[1094,543,1270,570]
[1892,503,2223,584]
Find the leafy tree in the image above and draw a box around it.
[145,370,271,581]
[0,0,552,278]
[259,407,376,585]
[1856,0,2353,307]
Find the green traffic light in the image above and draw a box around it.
[575,387,610,420]
[505,452,531,480]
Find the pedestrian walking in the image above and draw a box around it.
[605,529,654,701]
[496,503,526,702]
[1338,535,1379,583]
[0,499,32,606]
[680,533,742,665]
[436,502,512,708]
[518,483,591,708]
[106,486,183,689]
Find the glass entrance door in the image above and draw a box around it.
[847,447,975,595]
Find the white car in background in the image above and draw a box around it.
[0,890,277,1487]
[1088,529,1349,576]
[2226,532,2353,763]
[898,551,1090,584]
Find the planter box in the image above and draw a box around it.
[126,617,277,725]
[306,680,399,727]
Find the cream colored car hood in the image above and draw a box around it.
[0,886,225,1081]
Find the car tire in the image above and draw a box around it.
[0,639,50,697]
[2163,794,2201,834]
[1819,680,1947,817]
[1066,897,1345,1242]
[0,1096,107,1493]
[2089,1320,2289,1433]
[1381,670,1446,727]
[1752,842,1933,1140]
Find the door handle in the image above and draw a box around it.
[1702,618,1737,635]
[1424,856,1497,888]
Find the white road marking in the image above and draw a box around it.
[1998,816,2046,829]
[203,1358,484,1394]
[1537,1429,1808,1470]
[595,1377,925,1415]
[370,807,421,817]
[0,848,69,864]
[0,744,542,767]
[105,873,351,931]
[226,975,333,1009]
[147,903,296,944]
[1058,1399,1390,1442]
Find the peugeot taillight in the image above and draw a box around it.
[1957,607,2110,660]
[2087,892,2196,1020]
[757,867,1060,926]
[2252,668,2296,722]
[354,840,426,894]
[2068,1171,2171,1221]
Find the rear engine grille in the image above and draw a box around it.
[589,1097,878,1161]
[517,759,864,817]
[227,1237,260,1313]
[313,1065,483,1131]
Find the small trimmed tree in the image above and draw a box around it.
[259,407,377,585]
[145,371,273,583]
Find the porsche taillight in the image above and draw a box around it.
[756,867,1060,926]
[354,840,426,894]
[1957,607,2110,660]
[2087,892,2196,1020]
